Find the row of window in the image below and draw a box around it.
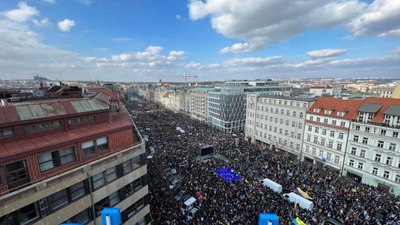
[312,108,346,117]
[348,161,400,183]
[0,154,147,225]
[252,106,305,119]
[258,98,308,108]
[306,134,343,151]
[24,121,61,133]
[354,124,399,138]
[68,115,95,125]
[373,154,400,168]
[309,116,347,127]
[259,134,301,151]
[304,145,341,165]
[307,125,344,139]
[352,135,397,151]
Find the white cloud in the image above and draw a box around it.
[349,0,400,38]
[168,51,185,60]
[176,14,182,20]
[3,2,39,22]
[225,56,284,66]
[57,19,75,32]
[188,0,369,53]
[185,61,203,69]
[94,47,108,51]
[79,0,93,6]
[188,0,208,20]
[33,17,51,27]
[307,49,348,59]
[41,0,56,4]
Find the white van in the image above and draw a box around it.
[283,192,314,211]
[261,178,282,193]
[181,197,196,212]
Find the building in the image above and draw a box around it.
[245,94,315,158]
[368,85,395,98]
[302,97,364,172]
[208,80,291,132]
[344,98,400,195]
[190,87,214,122]
[0,88,151,225]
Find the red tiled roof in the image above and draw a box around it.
[87,87,118,101]
[307,97,364,120]
[162,92,170,98]
[308,97,400,123]
[0,105,134,160]
[362,97,400,123]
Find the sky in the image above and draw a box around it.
[0,0,399,82]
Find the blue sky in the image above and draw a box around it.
[0,0,399,82]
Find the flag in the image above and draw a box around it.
[295,187,313,200]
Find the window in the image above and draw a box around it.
[82,137,108,157]
[312,148,316,156]
[319,150,323,157]
[365,127,370,133]
[338,132,344,139]
[308,126,312,132]
[322,129,327,135]
[389,143,396,151]
[38,147,75,172]
[353,135,359,142]
[351,147,357,155]
[95,197,110,216]
[383,171,390,179]
[332,120,336,125]
[360,150,366,158]
[378,141,384,148]
[381,129,386,136]
[334,156,340,165]
[70,181,87,200]
[305,146,310,153]
[323,118,328,124]
[314,136,318,144]
[286,120,289,126]
[316,117,320,122]
[362,137,368,144]
[5,160,30,190]
[393,131,399,138]
[358,163,363,170]
[337,143,342,151]
[375,154,381,162]
[396,175,400,183]
[306,134,311,142]
[326,153,331,161]
[48,190,69,210]
[372,167,378,175]
[0,128,14,138]
[310,116,314,121]
[16,202,40,225]
[68,115,95,125]
[340,121,346,127]
[109,191,120,206]
[330,130,335,137]
[286,110,290,116]
[299,112,304,118]
[321,138,326,146]
[281,109,284,115]
[24,120,61,133]
[67,208,92,225]
[386,157,393,166]
[355,125,360,130]
[314,127,319,133]
[328,140,333,148]
[91,173,105,190]
[349,160,354,167]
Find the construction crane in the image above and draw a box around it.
[160,72,198,83]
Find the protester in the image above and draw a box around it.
[127,99,400,225]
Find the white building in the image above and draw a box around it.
[245,94,315,157]
[190,87,214,122]
[303,97,364,172]
[344,98,400,196]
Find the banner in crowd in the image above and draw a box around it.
[291,217,306,225]
[295,187,313,200]
[215,168,241,182]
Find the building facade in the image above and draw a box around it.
[245,94,315,157]
[0,89,151,225]
[344,98,400,196]
[190,88,214,122]
[303,97,364,172]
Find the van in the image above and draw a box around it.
[283,192,314,211]
[181,197,196,212]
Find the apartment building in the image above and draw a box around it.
[190,87,214,122]
[303,97,364,172]
[209,80,291,132]
[0,87,151,225]
[345,98,400,195]
[245,94,315,158]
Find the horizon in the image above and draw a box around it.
[0,0,399,82]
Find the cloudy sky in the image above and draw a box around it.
[0,0,399,82]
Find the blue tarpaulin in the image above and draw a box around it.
[215,168,241,182]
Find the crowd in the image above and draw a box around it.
[127,99,400,225]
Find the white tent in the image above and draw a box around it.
[283,192,314,211]
[261,178,282,193]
